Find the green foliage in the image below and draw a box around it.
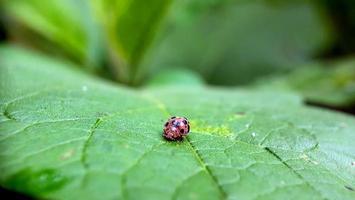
[253,59,355,107]
[144,0,333,85]
[1,0,337,87]
[1,0,173,82]
[1,0,103,68]
[91,0,173,83]
[1,46,354,200]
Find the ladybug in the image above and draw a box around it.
[163,116,190,141]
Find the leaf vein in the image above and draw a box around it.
[264,147,327,200]
[144,93,227,199]
[185,137,227,199]
[80,118,103,186]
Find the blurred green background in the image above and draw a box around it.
[0,0,354,111]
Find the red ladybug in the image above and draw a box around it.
[163,116,190,141]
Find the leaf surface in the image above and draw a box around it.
[0,46,354,200]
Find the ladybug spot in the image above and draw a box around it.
[171,120,176,125]
[182,120,187,124]
[164,122,168,127]
[171,116,176,119]
[180,129,184,134]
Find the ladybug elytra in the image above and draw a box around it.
[163,116,190,141]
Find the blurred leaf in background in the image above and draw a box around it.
[143,0,333,85]
[0,0,354,109]
[252,58,355,108]
[91,0,173,84]
[1,0,104,70]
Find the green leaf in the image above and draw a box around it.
[2,0,104,68]
[1,46,355,200]
[92,0,173,83]
[252,59,355,107]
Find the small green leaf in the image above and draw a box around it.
[0,46,354,200]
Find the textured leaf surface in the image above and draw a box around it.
[1,46,355,200]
